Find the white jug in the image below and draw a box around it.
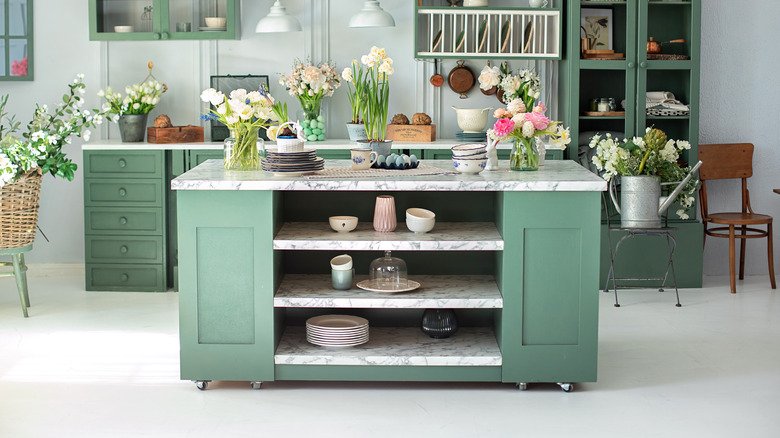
[529,0,548,8]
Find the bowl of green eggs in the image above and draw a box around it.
[372,153,420,170]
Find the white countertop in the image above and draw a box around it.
[81,138,561,151]
[171,159,606,192]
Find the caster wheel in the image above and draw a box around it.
[557,382,574,392]
[194,380,210,391]
[250,381,263,390]
[516,382,528,391]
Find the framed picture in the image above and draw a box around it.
[581,8,613,51]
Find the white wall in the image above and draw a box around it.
[3,0,779,278]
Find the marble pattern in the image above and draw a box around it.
[273,222,503,251]
[274,326,502,366]
[274,274,503,309]
[172,159,607,192]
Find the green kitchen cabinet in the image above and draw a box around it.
[83,150,167,291]
[88,0,239,41]
[562,0,702,287]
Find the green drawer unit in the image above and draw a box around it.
[84,149,167,292]
[84,179,164,207]
[84,207,164,235]
[86,264,166,292]
[188,150,224,170]
[85,150,164,179]
[85,235,165,265]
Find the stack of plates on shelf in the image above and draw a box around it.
[455,131,487,142]
[306,315,369,347]
[261,149,324,176]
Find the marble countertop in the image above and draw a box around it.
[172,159,606,192]
[81,138,532,151]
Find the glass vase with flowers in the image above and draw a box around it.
[279,59,341,142]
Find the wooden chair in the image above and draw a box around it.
[698,143,776,293]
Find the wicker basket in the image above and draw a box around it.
[275,121,305,153]
[0,169,42,249]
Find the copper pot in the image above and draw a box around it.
[647,37,686,54]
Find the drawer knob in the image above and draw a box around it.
[119,216,128,225]
[119,188,127,197]
[120,245,128,254]
[120,274,129,282]
[118,159,127,168]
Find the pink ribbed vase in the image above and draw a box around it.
[373,195,397,232]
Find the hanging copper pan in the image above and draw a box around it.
[448,60,475,99]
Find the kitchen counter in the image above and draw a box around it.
[172,159,605,192]
[174,158,604,390]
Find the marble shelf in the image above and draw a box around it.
[273,222,503,251]
[274,326,502,367]
[274,274,502,309]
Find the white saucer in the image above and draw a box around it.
[356,279,421,294]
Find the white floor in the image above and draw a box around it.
[1,266,779,438]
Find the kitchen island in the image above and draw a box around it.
[172,159,606,391]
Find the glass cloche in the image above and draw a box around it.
[368,251,408,291]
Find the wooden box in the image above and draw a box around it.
[385,124,436,142]
[147,126,204,144]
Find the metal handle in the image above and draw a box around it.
[609,178,621,215]
[119,216,128,225]
[118,159,127,168]
[120,245,128,254]
[119,188,127,197]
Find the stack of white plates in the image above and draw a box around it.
[262,148,324,176]
[306,315,369,347]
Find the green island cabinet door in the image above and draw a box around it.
[88,0,240,41]
[562,0,702,287]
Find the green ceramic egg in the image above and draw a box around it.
[307,134,318,142]
[316,134,325,141]
[317,115,325,122]
[312,128,322,135]
[303,127,312,136]
[317,121,326,130]
[310,120,319,129]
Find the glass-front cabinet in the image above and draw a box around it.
[1,0,33,81]
[88,0,239,41]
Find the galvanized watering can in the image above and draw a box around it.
[609,161,702,228]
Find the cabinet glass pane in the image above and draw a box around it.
[169,0,226,34]
[95,0,154,33]
[0,42,5,76]
[8,38,27,76]
[647,3,691,57]
[0,0,5,34]
[8,0,26,36]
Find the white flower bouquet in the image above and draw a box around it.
[98,78,165,115]
[279,60,341,141]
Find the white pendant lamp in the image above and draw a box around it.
[256,0,302,33]
[349,1,396,28]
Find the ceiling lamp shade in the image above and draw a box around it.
[349,1,396,28]
[256,0,302,33]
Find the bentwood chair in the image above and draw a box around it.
[698,143,776,293]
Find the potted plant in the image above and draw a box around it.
[200,86,277,171]
[341,59,368,142]
[98,72,165,142]
[279,59,341,142]
[1,75,110,248]
[354,46,394,157]
[589,128,700,227]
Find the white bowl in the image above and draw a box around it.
[114,25,134,33]
[453,157,487,174]
[452,107,491,133]
[205,17,226,28]
[406,208,436,234]
[451,143,487,157]
[329,216,358,233]
[330,254,353,271]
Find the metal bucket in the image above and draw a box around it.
[613,175,663,228]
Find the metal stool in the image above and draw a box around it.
[604,228,681,307]
[0,244,32,317]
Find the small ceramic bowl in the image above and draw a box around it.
[330,254,353,271]
[114,25,134,33]
[451,143,487,157]
[406,208,436,234]
[329,216,358,233]
[452,157,487,174]
[205,17,226,28]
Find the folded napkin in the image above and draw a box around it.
[646,91,689,112]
